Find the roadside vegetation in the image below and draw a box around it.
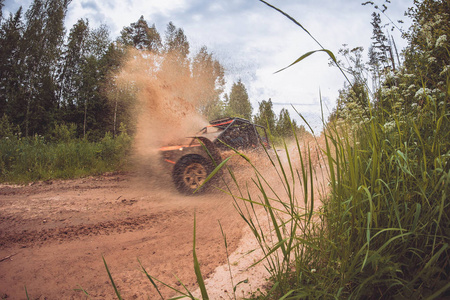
[0,118,131,183]
[227,0,449,298]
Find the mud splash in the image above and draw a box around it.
[111,49,213,162]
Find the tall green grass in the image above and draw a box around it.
[318,97,449,298]
[0,131,131,183]
[208,92,449,299]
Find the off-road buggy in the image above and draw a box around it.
[159,117,270,194]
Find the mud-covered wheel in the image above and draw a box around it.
[173,155,212,194]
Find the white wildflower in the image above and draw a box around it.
[386,71,395,80]
[435,34,447,47]
[428,57,437,63]
[440,65,450,76]
[407,84,416,91]
[415,88,432,99]
[384,121,396,132]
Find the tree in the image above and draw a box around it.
[0,7,24,119]
[118,15,161,53]
[191,46,225,119]
[253,98,276,134]
[164,21,189,60]
[59,19,114,139]
[59,19,89,109]
[101,42,127,137]
[227,79,252,120]
[276,108,297,137]
[0,0,4,21]
[21,0,70,136]
[161,22,190,81]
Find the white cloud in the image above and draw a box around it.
[66,0,188,36]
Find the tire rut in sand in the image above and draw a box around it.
[0,210,186,249]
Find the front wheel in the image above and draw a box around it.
[173,156,212,194]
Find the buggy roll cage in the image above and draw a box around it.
[194,117,270,148]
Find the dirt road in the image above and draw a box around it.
[0,171,246,299]
[0,140,328,300]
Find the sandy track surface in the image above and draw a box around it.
[0,171,246,299]
[0,142,328,300]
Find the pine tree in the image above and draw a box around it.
[164,21,189,60]
[0,7,24,119]
[191,46,225,119]
[118,16,162,53]
[227,79,252,120]
[0,0,4,21]
[59,19,114,139]
[21,0,69,136]
[253,98,275,133]
[101,42,127,137]
[276,108,290,137]
[60,19,89,110]
[162,22,190,79]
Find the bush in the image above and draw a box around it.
[0,131,132,183]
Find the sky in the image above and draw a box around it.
[3,0,413,132]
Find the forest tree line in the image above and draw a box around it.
[0,0,303,141]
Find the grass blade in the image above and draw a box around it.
[193,213,209,299]
[102,256,122,300]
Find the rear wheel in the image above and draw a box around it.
[173,155,212,194]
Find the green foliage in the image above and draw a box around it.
[403,0,450,93]
[0,6,24,119]
[0,131,131,183]
[161,21,191,83]
[47,122,77,142]
[226,1,449,299]
[0,114,20,138]
[192,46,226,120]
[0,0,116,139]
[319,94,449,298]
[20,0,69,136]
[253,98,276,134]
[310,1,450,297]
[164,21,190,59]
[275,108,305,139]
[226,79,253,120]
[1,2,232,142]
[219,94,449,299]
[118,15,162,52]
